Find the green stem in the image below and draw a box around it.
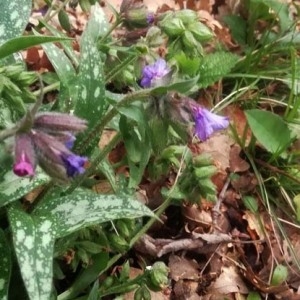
[43,0,71,23]
[33,81,60,97]
[106,54,137,83]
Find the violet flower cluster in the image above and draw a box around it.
[13,112,88,181]
[141,58,229,140]
[140,59,171,88]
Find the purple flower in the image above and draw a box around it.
[140,59,170,88]
[13,152,35,177]
[192,106,229,141]
[61,154,87,177]
[13,134,36,177]
[147,13,155,24]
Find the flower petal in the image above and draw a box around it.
[193,106,229,141]
[140,58,170,88]
[61,154,87,177]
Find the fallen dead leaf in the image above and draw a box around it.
[229,144,250,173]
[169,254,200,281]
[208,265,248,294]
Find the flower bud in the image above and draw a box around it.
[182,30,198,50]
[175,9,198,25]
[121,0,151,28]
[134,286,151,300]
[13,134,36,177]
[147,262,169,291]
[187,22,214,42]
[34,112,87,133]
[108,233,129,252]
[31,130,87,178]
[159,17,185,37]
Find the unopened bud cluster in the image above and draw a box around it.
[0,64,37,114]
[158,9,214,56]
[13,111,88,181]
[120,0,154,29]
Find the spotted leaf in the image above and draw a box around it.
[0,0,31,45]
[74,3,109,129]
[8,205,56,300]
[0,229,11,300]
[33,190,154,238]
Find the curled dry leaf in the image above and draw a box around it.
[229,144,250,173]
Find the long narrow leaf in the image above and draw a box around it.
[0,36,72,60]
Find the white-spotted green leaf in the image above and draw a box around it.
[39,20,79,67]
[33,29,77,112]
[74,3,109,129]
[0,0,31,45]
[8,205,56,300]
[33,190,154,238]
[33,30,76,86]
[0,229,11,300]
[0,170,49,208]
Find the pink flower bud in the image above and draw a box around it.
[34,112,87,133]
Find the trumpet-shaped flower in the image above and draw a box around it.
[192,106,229,141]
[13,134,36,177]
[140,59,170,88]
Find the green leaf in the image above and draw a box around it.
[198,51,238,88]
[242,195,258,213]
[8,205,56,300]
[33,190,154,238]
[0,170,49,208]
[33,29,77,112]
[0,229,11,300]
[271,264,288,285]
[223,15,247,45]
[39,20,79,67]
[0,0,31,45]
[74,3,109,129]
[33,30,76,86]
[245,109,292,154]
[0,36,72,61]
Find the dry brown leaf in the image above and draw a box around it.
[208,265,248,294]
[169,254,199,281]
[229,144,250,173]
